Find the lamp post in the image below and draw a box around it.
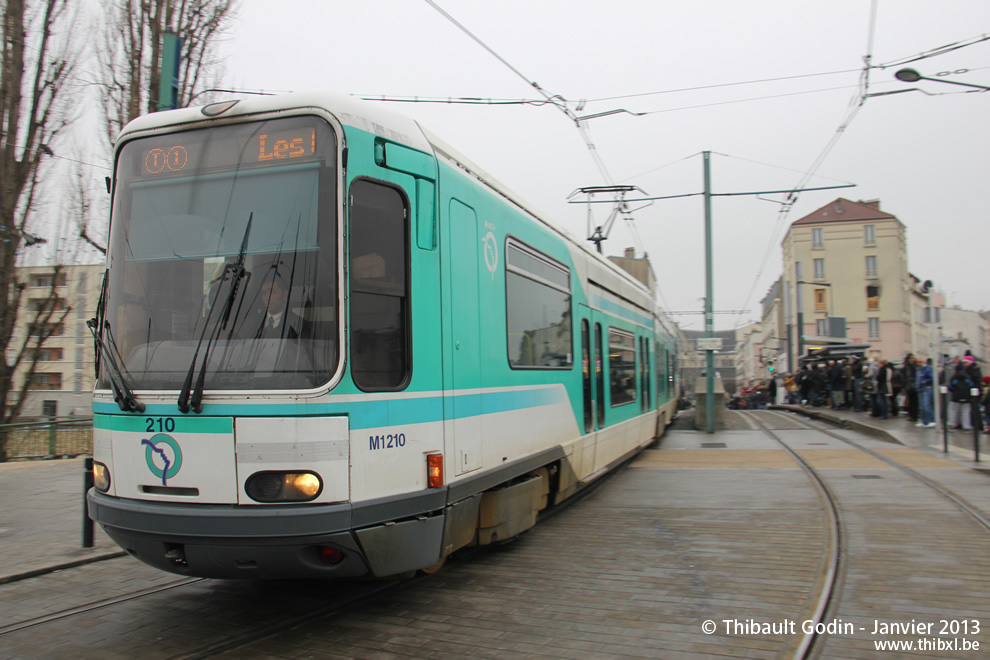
[922,280,944,452]
[895,68,990,91]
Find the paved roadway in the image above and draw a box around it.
[0,409,987,658]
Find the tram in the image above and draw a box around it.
[87,92,680,579]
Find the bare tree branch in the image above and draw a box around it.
[1,0,80,458]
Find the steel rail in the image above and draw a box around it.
[737,411,844,660]
[0,576,203,636]
[766,408,990,533]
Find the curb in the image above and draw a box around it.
[768,404,904,445]
[0,551,127,585]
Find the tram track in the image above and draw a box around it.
[762,408,990,533]
[737,411,843,660]
[0,575,204,636]
[740,408,990,659]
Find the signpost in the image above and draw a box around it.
[696,337,723,351]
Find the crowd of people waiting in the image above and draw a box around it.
[770,351,990,432]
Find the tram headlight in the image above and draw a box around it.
[245,471,323,502]
[93,462,111,492]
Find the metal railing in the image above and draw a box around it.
[0,417,93,460]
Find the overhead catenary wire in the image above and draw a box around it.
[422,2,616,203]
[731,0,880,330]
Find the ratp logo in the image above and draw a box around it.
[482,231,498,279]
[142,434,183,486]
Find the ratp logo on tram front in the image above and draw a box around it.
[142,434,183,485]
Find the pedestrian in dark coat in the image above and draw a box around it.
[873,359,890,419]
[903,354,918,422]
[963,354,983,430]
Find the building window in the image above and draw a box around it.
[865,255,877,278]
[30,323,63,337]
[29,298,67,313]
[814,288,827,312]
[37,347,63,361]
[811,227,824,249]
[864,224,876,246]
[813,258,825,280]
[816,319,828,336]
[31,273,67,288]
[866,285,880,310]
[868,317,880,339]
[30,373,63,390]
[506,240,572,369]
[608,328,637,407]
[349,179,410,391]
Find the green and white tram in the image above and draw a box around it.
[88,92,680,579]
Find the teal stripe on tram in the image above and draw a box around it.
[92,387,567,430]
[94,413,233,434]
[589,294,653,327]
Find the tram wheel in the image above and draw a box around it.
[420,554,447,575]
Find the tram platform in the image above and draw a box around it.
[770,403,988,468]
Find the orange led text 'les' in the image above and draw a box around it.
[258,130,317,161]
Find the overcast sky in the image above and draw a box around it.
[218,0,990,330]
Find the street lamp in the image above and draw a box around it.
[895,68,990,91]
[921,280,944,451]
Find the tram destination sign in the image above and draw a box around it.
[696,337,723,351]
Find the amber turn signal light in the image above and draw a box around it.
[427,453,444,488]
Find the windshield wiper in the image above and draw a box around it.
[88,319,146,413]
[87,270,145,413]
[178,213,253,413]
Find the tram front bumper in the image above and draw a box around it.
[87,489,445,579]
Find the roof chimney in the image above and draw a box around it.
[859,199,881,210]
[624,247,636,258]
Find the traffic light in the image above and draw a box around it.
[768,364,775,372]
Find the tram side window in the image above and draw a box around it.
[506,240,572,369]
[349,179,410,390]
[609,328,637,407]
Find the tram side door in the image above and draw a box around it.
[578,306,608,476]
[443,198,484,476]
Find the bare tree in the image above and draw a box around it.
[80,0,239,252]
[99,0,239,149]
[1,0,78,458]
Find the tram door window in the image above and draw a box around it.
[642,338,651,411]
[581,319,593,433]
[609,328,636,407]
[595,323,605,427]
[349,179,410,391]
[657,346,666,400]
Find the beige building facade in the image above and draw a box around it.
[781,198,914,363]
[7,264,104,418]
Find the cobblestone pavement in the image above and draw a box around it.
[0,457,122,584]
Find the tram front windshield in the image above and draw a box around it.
[101,116,338,392]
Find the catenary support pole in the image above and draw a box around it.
[703,151,715,434]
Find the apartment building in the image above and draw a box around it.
[7,264,104,418]
[781,198,914,362]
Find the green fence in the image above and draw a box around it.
[1,418,93,459]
